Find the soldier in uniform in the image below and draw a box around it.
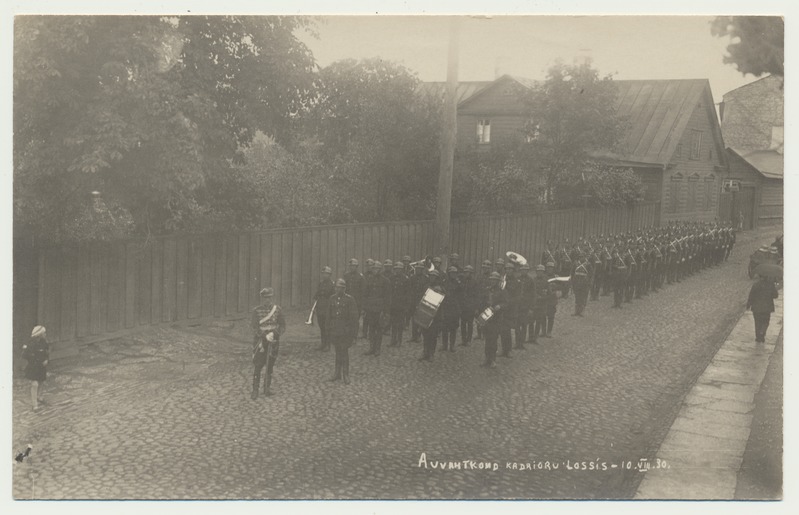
[388,262,409,347]
[363,261,390,356]
[544,261,559,337]
[500,261,517,355]
[460,265,479,346]
[314,266,336,351]
[475,259,493,340]
[326,278,360,384]
[504,260,525,351]
[449,253,462,271]
[419,284,444,362]
[530,265,549,343]
[572,261,590,316]
[494,258,505,276]
[439,266,462,352]
[361,258,375,339]
[516,263,534,344]
[408,260,428,343]
[624,246,636,303]
[343,258,364,334]
[479,272,506,368]
[251,287,286,399]
[611,253,627,308]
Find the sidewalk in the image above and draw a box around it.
[634,290,783,499]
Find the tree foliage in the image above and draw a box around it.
[711,16,784,79]
[518,61,632,207]
[14,15,317,243]
[308,58,442,222]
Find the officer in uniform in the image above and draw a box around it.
[388,262,409,347]
[479,272,506,368]
[327,278,360,384]
[314,266,336,351]
[363,261,390,356]
[251,287,286,399]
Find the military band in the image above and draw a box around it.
[248,220,736,398]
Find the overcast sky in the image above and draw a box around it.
[297,15,766,105]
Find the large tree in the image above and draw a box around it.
[308,58,442,222]
[14,15,317,243]
[711,16,784,79]
[519,61,640,207]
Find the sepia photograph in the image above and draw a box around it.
[6,1,788,506]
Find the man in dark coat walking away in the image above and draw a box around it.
[23,325,50,412]
[746,275,779,343]
[327,278,360,384]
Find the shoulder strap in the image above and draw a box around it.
[260,304,278,325]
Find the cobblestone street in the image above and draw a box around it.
[12,228,781,500]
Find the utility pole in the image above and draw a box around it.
[435,17,460,268]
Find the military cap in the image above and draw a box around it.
[535,264,546,271]
[402,255,411,262]
[489,271,502,280]
[481,259,492,267]
[321,266,332,274]
[349,258,359,266]
[394,262,404,269]
[365,258,374,266]
[495,258,505,265]
[432,256,442,264]
[372,261,383,269]
[260,287,274,297]
[520,263,530,270]
[335,278,346,287]
[463,265,474,272]
[447,266,458,273]
[31,325,46,338]
[383,259,393,266]
[546,261,555,267]
[449,253,460,260]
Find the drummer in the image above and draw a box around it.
[479,272,506,368]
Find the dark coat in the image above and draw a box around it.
[314,278,336,314]
[343,271,364,309]
[389,273,410,313]
[326,292,360,347]
[22,335,49,382]
[363,273,390,313]
[747,279,778,313]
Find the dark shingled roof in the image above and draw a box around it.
[728,147,783,179]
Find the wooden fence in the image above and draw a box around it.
[15,202,660,344]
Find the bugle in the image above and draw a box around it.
[305,300,317,325]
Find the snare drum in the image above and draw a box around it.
[476,307,494,327]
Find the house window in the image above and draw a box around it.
[675,143,683,159]
[690,130,703,160]
[668,175,683,213]
[477,119,491,144]
[687,175,699,211]
[703,176,715,211]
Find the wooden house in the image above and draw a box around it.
[424,75,729,224]
[719,75,784,228]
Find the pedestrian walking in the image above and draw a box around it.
[251,288,286,399]
[22,325,49,412]
[327,278,360,384]
[746,275,779,343]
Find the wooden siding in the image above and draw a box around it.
[17,203,659,344]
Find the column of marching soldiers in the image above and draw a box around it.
[250,221,736,396]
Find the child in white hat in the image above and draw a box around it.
[22,326,50,412]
